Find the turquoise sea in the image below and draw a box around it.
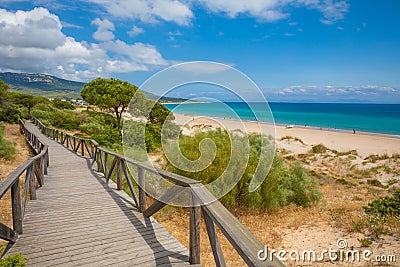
[165,102,400,136]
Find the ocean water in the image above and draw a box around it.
[165,102,400,135]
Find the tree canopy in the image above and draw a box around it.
[9,92,42,119]
[148,102,175,125]
[81,78,144,133]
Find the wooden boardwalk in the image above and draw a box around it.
[4,122,192,266]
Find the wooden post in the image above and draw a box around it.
[11,181,23,234]
[116,159,122,190]
[29,165,37,200]
[190,205,201,264]
[138,167,146,212]
[73,137,76,151]
[91,143,95,160]
[203,210,226,267]
[81,140,84,156]
[104,153,108,178]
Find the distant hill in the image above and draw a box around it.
[0,72,84,92]
[0,72,188,102]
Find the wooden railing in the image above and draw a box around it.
[30,117,284,267]
[0,120,49,242]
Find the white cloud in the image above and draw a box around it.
[87,0,345,24]
[128,26,144,37]
[100,40,167,67]
[0,7,64,49]
[296,0,349,24]
[271,85,400,102]
[198,0,349,23]
[198,0,290,22]
[61,21,83,29]
[92,18,115,41]
[0,8,168,81]
[85,0,193,26]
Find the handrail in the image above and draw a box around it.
[0,120,49,242]
[30,117,284,267]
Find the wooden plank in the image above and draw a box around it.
[190,205,201,264]
[203,208,226,267]
[2,119,194,267]
[121,160,139,208]
[194,186,284,267]
[0,223,17,243]
[11,179,23,234]
[29,163,37,200]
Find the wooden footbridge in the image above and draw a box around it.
[0,118,284,266]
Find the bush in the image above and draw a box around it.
[0,104,25,124]
[310,144,328,154]
[0,123,16,160]
[52,99,75,110]
[363,189,400,216]
[123,120,181,153]
[164,130,321,210]
[0,254,28,267]
[31,104,81,130]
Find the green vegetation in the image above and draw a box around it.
[363,189,400,216]
[0,123,16,160]
[164,130,321,210]
[280,135,304,144]
[2,77,321,212]
[81,78,144,133]
[310,144,328,154]
[350,190,400,238]
[357,238,372,247]
[0,254,28,267]
[52,98,75,110]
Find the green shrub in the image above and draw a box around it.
[52,99,75,110]
[363,189,400,216]
[164,130,321,210]
[0,104,25,124]
[123,120,180,152]
[0,253,28,267]
[0,123,16,160]
[310,144,328,154]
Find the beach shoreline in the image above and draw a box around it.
[172,112,400,158]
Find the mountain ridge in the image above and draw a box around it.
[0,72,188,102]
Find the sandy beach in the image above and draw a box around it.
[173,113,400,158]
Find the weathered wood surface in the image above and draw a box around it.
[4,121,192,266]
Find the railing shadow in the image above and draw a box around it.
[86,158,189,266]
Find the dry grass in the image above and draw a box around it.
[153,154,397,266]
[0,124,31,252]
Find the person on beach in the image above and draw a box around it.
[353,129,356,134]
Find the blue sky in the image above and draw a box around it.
[0,0,399,103]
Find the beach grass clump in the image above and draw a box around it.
[310,144,328,154]
[0,123,16,160]
[164,129,321,211]
[364,154,390,163]
[367,179,384,188]
[280,135,305,144]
